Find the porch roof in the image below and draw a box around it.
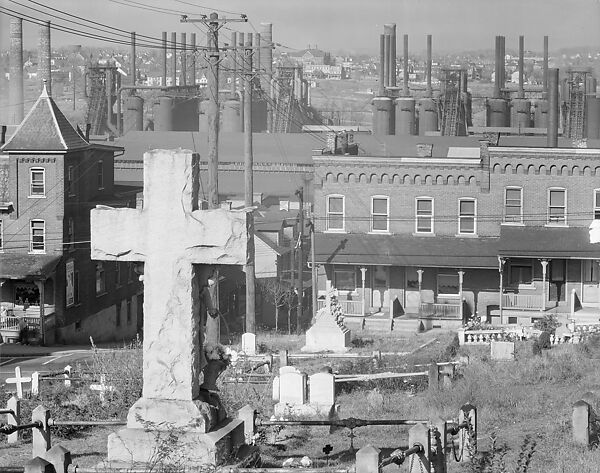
[314,233,500,268]
[0,254,61,280]
[498,226,600,259]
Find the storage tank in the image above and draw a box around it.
[222,99,241,132]
[252,97,268,132]
[198,99,209,133]
[510,99,532,129]
[154,96,173,131]
[586,96,600,139]
[173,97,199,131]
[123,95,144,133]
[487,98,509,127]
[395,97,416,135]
[372,97,394,135]
[533,100,549,129]
[418,98,438,135]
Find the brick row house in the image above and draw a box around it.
[313,137,600,328]
[0,87,142,344]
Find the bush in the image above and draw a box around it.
[533,315,560,334]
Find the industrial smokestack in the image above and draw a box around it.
[190,32,196,86]
[38,20,51,96]
[384,34,391,88]
[518,35,524,98]
[426,34,432,97]
[500,36,506,89]
[260,23,273,81]
[171,32,177,86]
[162,32,167,86]
[231,32,237,94]
[384,24,396,88]
[9,18,24,125]
[543,36,549,94]
[379,34,385,96]
[403,34,409,96]
[181,32,187,86]
[548,68,559,147]
[131,31,136,86]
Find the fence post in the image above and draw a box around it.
[459,403,478,462]
[431,416,447,473]
[6,395,21,444]
[64,365,72,388]
[355,445,381,473]
[408,423,431,473]
[279,349,289,367]
[238,404,256,445]
[42,445,72,473]
[31,372,40,396]
[428,364,440,392]
[32,405,51,458]
[24,457,54,473]
[265,354,273,372]
[573,400,592,446]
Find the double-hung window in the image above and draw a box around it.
[371,196,389,232]
[30,168,45,197]
[326,195,345,231]
[548,188,566,224]
[504,187,522,223]
[30,220,45,253]
[416,197,433,233]
[458,199,476,235]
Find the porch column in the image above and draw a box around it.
[498,257,505,321]
[458,270,465,320]
[540,259,549,312]
[325,279,333,308]
[360,267,367,316]
[34,280,45,346]
[417,269,424,311]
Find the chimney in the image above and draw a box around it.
[9,18,24,125]
[378,34,385,96]
[426,34,432,97]
[180,32,187,86]
[85,123,91,141]
[518,35,524,98]
[543,36,549,94]
[494,36,501,98]
[38,20,52,96]
[171,32,177,86]
[1,125,7,146]
[190,32,196,86]
[260,23,273,81]
[131,31,136,86]
[384,33,391,88]
[162,32,167,86]
[384,24,396,88]
[403,34,409,96]
[547,68,559,147]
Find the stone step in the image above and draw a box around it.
[363,317,393,332]
[393,318,422,333]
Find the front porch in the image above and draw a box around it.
[0,303,57,343]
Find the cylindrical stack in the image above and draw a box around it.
[547,68,559,147]
[372,97,394,135]
[395,97,416,135]
[418,98,438,135]
[378,34,386,96]
[9,18,24,125]
[180,32,187,86]
[534,99,549,129]
[171,32,177,86]
[487,98,509,127]
[518,35,524,98]
[124,95,144,133]
[499,36,506,88]
[162,32,168,86]
[38,20,52,95]
[384,24,396,88]
[131,32,136,86]
[403,34,409,96]
[384,34,391,89]
[190,33,196,86]
[154,96,174,131]
[543,36,549,95]
[510,99,532,129]
[494,36,501,98]
[260,23,273,131]
[426,34,432,97]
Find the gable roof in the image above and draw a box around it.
[1,85,89,152]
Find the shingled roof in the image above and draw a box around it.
[1,85,89,152]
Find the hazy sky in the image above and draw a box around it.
[1,0,600,54]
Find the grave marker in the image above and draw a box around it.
[90,149,249,466]
[241,332,256,355]
[302,299,351,353]
[6,367,31,399]
[490,340,515,361]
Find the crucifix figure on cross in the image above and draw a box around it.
[91,149,249,465]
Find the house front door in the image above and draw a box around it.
[405,267,420,314]
[371,266,388,312]
[549,259,566,302]
[582,259,600,304]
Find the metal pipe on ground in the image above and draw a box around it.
[403,34,409,96]
[547,67,559,147]
[9,17,24,125]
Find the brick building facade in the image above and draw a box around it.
[0,87,142,344]
[313,138,600,326]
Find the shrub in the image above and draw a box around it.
[533,315,560,334]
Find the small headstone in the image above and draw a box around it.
[241,332,256,355]
[490,340,515,361]
[309,372,335,406]
[278,367,306,405]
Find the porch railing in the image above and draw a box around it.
[317,299,364,316]
[501,293,543,311]
[419,302,462,319]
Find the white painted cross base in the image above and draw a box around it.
[90,149,249,466]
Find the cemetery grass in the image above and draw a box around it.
[3,331,600,472]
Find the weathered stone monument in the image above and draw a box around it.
[91,149,249,467]
[490,340,515,361]
[302,295,351,353]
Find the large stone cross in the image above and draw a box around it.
[91,149,248,434]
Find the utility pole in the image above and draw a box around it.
[295,187,304,333]
[244,34,256,334]
[181,12,247,343]
[309,219,317,323]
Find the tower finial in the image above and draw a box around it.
[41,80,49,98]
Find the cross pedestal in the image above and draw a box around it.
[91,150,249,466]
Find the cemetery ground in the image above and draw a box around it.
[2,329,600,472]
